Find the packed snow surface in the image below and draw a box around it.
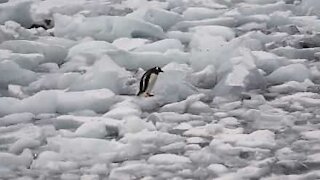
[0,0,320,179]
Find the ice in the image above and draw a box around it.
[266,63,311,85]
[107,49,189,70]
[127,7,182,30]
[153,63,198,102]
[67,56,132,94]
[133,39,184,53]
[104,100,141,119]
[0,0,319,178]
[0,89,118,116]
[217,130,276,149]
[56,89,119,114]
[160,94,205,113]
[120,116,155,135]
[148,154,191,164]
[0,0,33,27]
[183,7,226,21]
[0,149,33,169]
[8,137,40,154]
[190,25,235,41]
[47,136,122,156]
[0,113,34,126]
[54,14,165,41]
[112,38,150,51]
[0,60,37,88]
[0,40,67,64]
[0,49,45,70]
[74,121,107,139]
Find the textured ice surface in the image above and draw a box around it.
[0,0,319,179]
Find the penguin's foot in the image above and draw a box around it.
[147,93,154,97]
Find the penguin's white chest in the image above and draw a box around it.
[145,73,158,93]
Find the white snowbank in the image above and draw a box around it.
[54,14,165,41]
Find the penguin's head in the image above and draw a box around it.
[153,66,163,74]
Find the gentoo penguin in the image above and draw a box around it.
[137,66,163,97]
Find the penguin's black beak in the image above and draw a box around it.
[160,69,164,73]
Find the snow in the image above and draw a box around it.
[0,0,319,179]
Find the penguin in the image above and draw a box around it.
[137,66,163,97]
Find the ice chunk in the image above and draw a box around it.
[190,25,235,41]
[266,64,311,84]
[134,39,184,53]
[190,65,217,88]
[217,130,276,149]
[183,7,226,21]
[251,51,288,74]
[0,50,45,70]
[160,94,205,113]
[153,63,198,102]
[0,149,33,169]
[0,0,33,27]
[103,100,141,119]
[67,56,132,94]
[74,121,107,139]
[0,40,67,64]
[112,38,150,51]
[0,89,118,116]
[148,153,191,164]
[0,60,37,88]
[0,113,34,126]
[48,137,122,156]
[8,137,40,154]
[120,116,155,135]
[108,49,189,70]
[54,14,165,41]
[56,89,118,114]
[127,7,182,30]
